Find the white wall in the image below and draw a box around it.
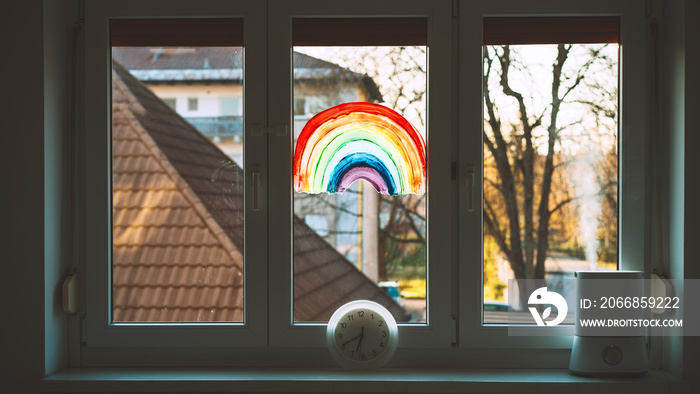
[661,0,700,385]
[147,84,243,117]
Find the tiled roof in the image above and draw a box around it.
[112,61,405,322]
[129,68,243,82]
[112,63,244,322]
[114,47,338,71]
[113,47,244,71]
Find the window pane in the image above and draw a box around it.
[482,44,619,323]
[111,45,244,322]
[188,97,199,111]
[292,45,427,323]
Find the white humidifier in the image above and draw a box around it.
[569,270,648,376]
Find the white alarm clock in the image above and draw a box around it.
[326,300,399,369]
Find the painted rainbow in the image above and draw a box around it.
[294,102,426,195]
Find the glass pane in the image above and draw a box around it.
[482,44,619,323]
[221,97,242,116]
[111,46,244,322]
[292,46,427,323]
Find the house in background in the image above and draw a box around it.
[112,47,382,165]
[111,60,405,322]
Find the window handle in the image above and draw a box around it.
[465,165,474,212]
[252,167,262,211]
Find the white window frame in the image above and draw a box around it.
[266,0,454,351]
[82,0,269,355]
[458,0,647,351]
[77,0,649,369]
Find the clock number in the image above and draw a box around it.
[358,311,365,318]
[380,342,384,347]
[342,344,346,350]
[370,313,374,319]
[337,333,343,339]
[340,322,347,328]
[361,353,366,360]
[347,315,353,321]
[350,351,355,357]
[378,320,383,327]
[382,331,387,337]
[373,350,377,356]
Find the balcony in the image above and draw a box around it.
[184,116,243,139]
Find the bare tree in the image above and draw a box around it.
[483,44,616,306]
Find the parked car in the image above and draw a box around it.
[378,281,405,306]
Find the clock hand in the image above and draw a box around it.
[356,326,364,352]
[341,333,363,347]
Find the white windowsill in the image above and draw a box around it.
[42,367,676,393]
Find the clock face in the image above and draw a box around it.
[327,300,398,368]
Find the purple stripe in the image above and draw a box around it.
[336,167,389,194]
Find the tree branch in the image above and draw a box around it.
[484,198,512,258]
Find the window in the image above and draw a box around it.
[291,22,428,324]
[481,18,620,324]
[266,5,452,350]
[458,1,646,350]
[187,97,198,111]
[304,214,330,237]
[84,4,268,349]
[221,97,241,116]
[111,42,247,323]
[81,0,647,367]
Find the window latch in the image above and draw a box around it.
[465,165,474,212]
[62,273,79,314]
[251,124,287,137]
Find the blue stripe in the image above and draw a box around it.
[327,153,398,195]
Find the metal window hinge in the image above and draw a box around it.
[251,124,287,137]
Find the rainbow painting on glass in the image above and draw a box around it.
[293,102,426,195]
